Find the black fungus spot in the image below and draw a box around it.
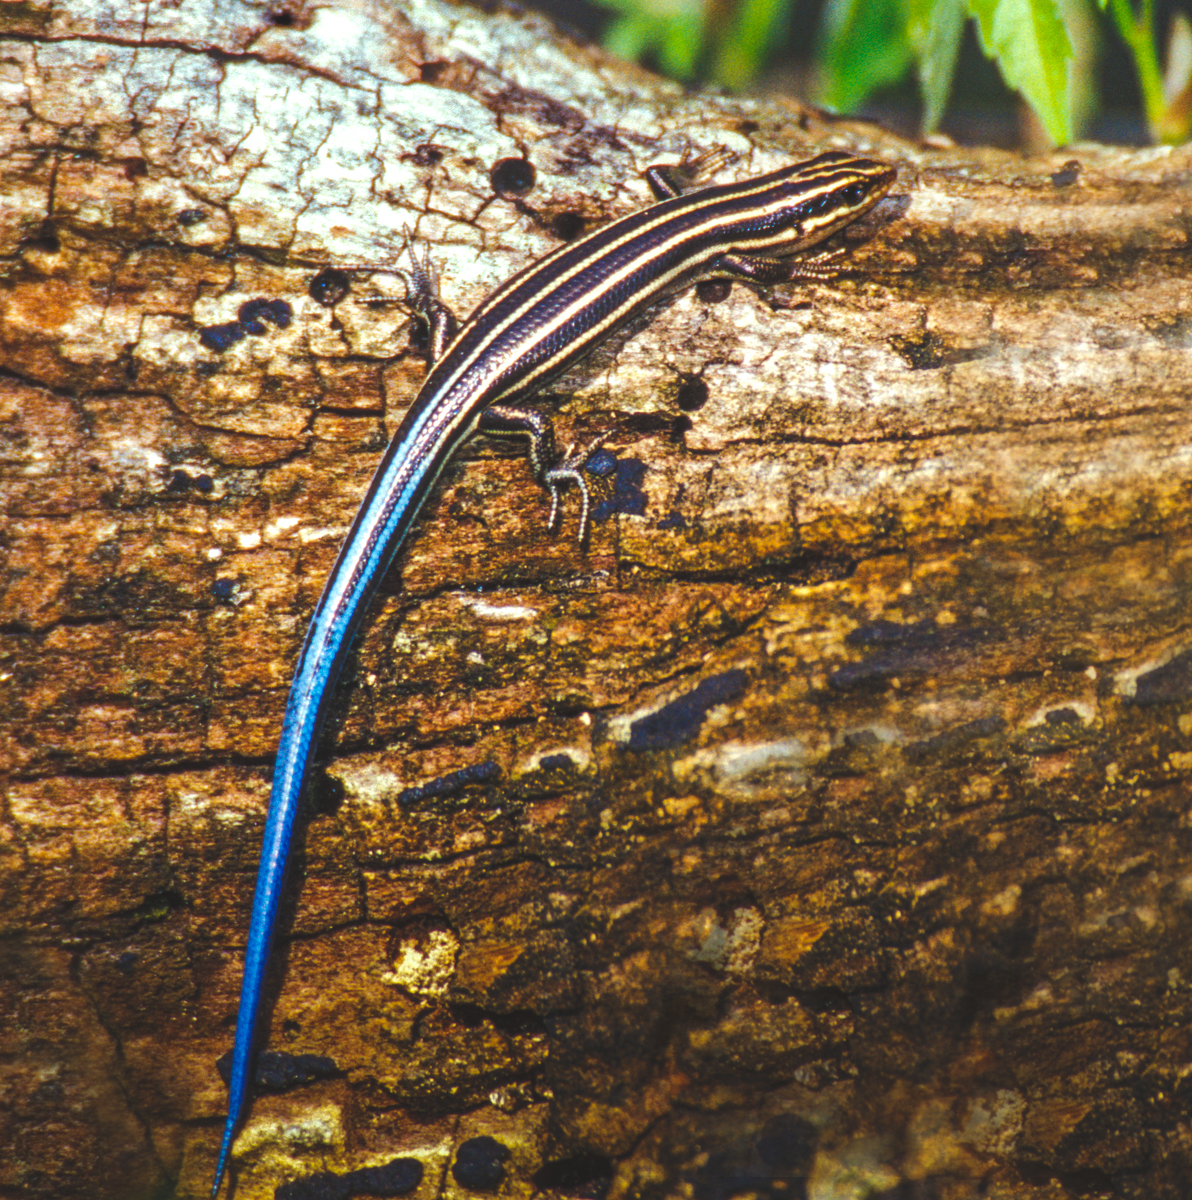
[833,618,952,686]
[449,1003,488,1029]
[843,728,882,749]
[452,1137,511,1191]
[397,760,502,807]
[309,772,345,817]
[628,669,749,752]
[584,448,618,478]
[591,458,647,523]
[212,578,236,602]
[309,268,351,307]
[411,142,445,167]
[1132,649,1192,705]
[275,1173,349,1200]
[201,298,292,353]
[215,1049,339,1090]
[1053,644,1099,672]
[551,211,586,241]
[266,7,296,26]
[532,1154,614,1198]
[903,715,1006,763]
[490,156,536,196]
[114,951,139,974]
[167,469,192,492]
[28,226,61,254]
[736,119,760,135]
[195,473,214,493]
[1045,706,1081,727]
[138,887,185,917]
[669,414,693,442]
[846,619,939,648]
[239,297,293,334]
[418,59,450,83]
[198,322,246,353]
[1050,159,1081,187]
[257,1051,339,1090]
[177,208,209,226]
[676,377,708,412]
[538,752,576,771]
[349,1157,423,1195]
[696,280,732,304]
[1016,706,1089,755]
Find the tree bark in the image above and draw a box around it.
[3,1,1192,1198]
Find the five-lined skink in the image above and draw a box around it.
[212,148,895,1196]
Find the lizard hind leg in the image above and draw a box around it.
[479,405,608,542]
[544,434,609,542]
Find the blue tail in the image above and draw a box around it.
[211,392,477,1196]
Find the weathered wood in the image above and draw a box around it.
[3,1,1192,1197]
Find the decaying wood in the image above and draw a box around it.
[3,1,1192,1197]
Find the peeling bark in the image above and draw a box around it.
[3,1,1192,1198]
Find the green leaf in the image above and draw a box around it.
[967,0,1074,144]
[595,0,709,81]
[902,0,966,131]
[817,0,916,112]
[659,4,707,79]
[1102,0,1168,140]
[604,11,656,65]
[712,0,794,89]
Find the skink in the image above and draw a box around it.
[211,148,896,1195]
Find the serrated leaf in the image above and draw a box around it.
[967,0,1074,144]
[902,0,966,131]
